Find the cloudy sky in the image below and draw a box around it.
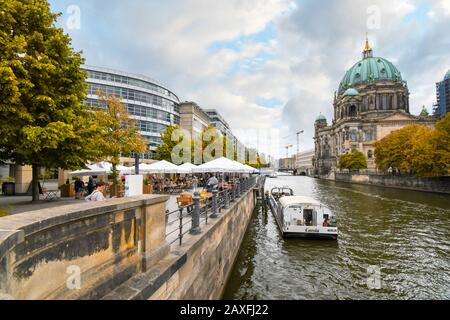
[49,0,450,158]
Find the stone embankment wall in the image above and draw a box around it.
[335,173,450,194]
[0,187,258,300]
[0,195,169,300]
[103,188,257,300]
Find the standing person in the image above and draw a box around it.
[202,174,209,189]
[74,178,85,199]
[87,176,95,195]
[206,174,219,192]
[85,182,106,202]
[192,176,198,192]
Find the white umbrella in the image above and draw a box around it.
[193,157,246,173]
[140,160,180,174]
[177,162,197,174]
[69,162,132,176]
[241,164,258,174]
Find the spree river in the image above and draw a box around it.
[223,175,450,300]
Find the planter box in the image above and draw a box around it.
[143,184,153,194]
[2,182,15,196]
[109,184,124,198]
[60,184,75,198]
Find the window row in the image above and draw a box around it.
[86,70,179,101]
[84,100,179,128]
[87,83,179,113]
[136,120,168,134]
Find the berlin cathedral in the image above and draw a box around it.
[314,36,436,176]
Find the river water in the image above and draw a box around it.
[223,175,450,300]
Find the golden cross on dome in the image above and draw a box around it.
[364,33,371,51]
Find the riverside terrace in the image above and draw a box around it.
[0,175,265,300]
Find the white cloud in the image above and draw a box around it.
[54,0,450,158]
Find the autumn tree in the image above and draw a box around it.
[373,118,450,177]
[92,91,147,196]
[0,0,99,201]
[338,150,368,171]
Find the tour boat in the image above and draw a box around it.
[266,187,338,239]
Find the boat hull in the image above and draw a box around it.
[282,231,338,240]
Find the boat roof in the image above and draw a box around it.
[279,196,322,208]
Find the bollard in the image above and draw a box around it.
[224,188,230,209]
[210,189,219,218]
[190,192,202,235]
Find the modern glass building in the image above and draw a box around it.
[82,66,180,159]
[434,70,450,118]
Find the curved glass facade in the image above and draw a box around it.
[82,66,180,159]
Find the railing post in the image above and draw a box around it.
[210,189,219,218]
[190,192,201,235]
[224,188,230,209]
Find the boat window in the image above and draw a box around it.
[303,209,313,226]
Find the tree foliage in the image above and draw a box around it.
[0,0,99,200]
[154,125,185,162]
[338,150,368,171]
[374,114,450,177]
[92,91,147,194]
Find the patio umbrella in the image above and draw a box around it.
[177,162,198,174]
[139,160,180,174]
[69,162,132,176]
[193,157,246,173]
[241,164,258,174]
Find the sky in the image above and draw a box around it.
[49,0,450,159]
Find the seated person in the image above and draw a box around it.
[323,214,330,227]
[85,182,106,202]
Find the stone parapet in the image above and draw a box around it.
[0,195,169,300]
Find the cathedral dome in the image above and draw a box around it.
[316,114,327,122]
[343,88,359,96]
[339,36,403,93]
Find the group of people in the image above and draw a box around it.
[74,176,106,202]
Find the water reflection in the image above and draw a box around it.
[223,176,450,300]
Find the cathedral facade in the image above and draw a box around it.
[314,37,435,176]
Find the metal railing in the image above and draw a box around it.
[164,176,262,246]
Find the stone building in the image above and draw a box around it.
[179,101,211,138]
[314,36,436,176]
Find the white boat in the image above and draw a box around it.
[267,187,338,239]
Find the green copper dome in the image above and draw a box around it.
[316,114,327,122]
[343,88,359,96]
[339,56,403,92]
[444,70,450,81]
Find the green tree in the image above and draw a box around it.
[373,121,449,177]
[338,150,368,171]
[155,125,185,162]
[92,91,147,196]
[0,0,99,201]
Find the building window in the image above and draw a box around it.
[350,132,357,142]
[349,105,357,117]
[367,150,373,159]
